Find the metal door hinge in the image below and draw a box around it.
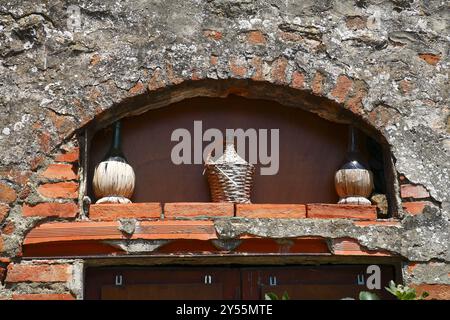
[115,275,123,286]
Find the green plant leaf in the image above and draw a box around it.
[421,292,430,299]
[385,281,430,300]
[401,291,417,300]
[359,291,380,300]
[385,286,397,296]
[281,291,290,300]
[388,280,396,290]
[265,292,279,300]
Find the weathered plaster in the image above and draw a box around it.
[0,0,449,293]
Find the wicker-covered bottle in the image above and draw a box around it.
[205,136,255,203]
[92,121,135,204]
[334,126,374,205]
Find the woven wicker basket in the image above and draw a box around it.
[204,139,255,203]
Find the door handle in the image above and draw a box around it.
[204,275,212,284]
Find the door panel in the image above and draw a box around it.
[85,264,398,300]
[241,265,396,300]
[102,283,224,300]
[85,267,240,300]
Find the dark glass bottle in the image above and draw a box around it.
[103,121,127,163]
[341,126,368,170]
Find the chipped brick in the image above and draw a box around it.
[6,263,72,283]
[41,164,78,180]
[0,182,16,204]
[401,184,430,199]
[22,202,78,218]
[271,57,288,84]
[418,53,440,65]
[38,182,78,199]
[165,202,233,219]
[246,30,266,45]
[290,71,305,89]
[331,75,353,103]
[311,72,324,95]
[55,147,79,163]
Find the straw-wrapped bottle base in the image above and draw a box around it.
[205,164,255,203]
[338,196,372,205]
[96,196,132,204]
[93,160,135,204]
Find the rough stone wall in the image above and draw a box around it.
[0,0,449,299]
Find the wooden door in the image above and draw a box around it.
[85,267,241,300]
[85,264,398,300]
[102,283,225,300]
[241,265,396,300]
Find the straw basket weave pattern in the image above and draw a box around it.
[205,140,255,203]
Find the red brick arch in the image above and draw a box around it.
[24,68,399,220]
[15,67,410,261]
[86,69,378,141]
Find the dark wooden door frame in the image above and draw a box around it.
[85,264,401,300]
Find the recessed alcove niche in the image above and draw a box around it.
[87,94,394,216]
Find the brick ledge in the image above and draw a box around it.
[86,202,377,220]
[22,202,393,258]
[22,219,398,258]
